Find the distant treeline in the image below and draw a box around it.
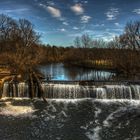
[0,14,140,79]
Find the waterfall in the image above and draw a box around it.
[2,82,9,97]
[41,84,92,98]
[2,82,28,97]
[18,82,29,97]
[2,82,140,99]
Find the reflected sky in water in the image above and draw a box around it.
[39,63,115,81]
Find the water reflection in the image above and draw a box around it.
[39,63,115,81]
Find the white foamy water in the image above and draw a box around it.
[2,82,140,100]
[0,98,35,117]
[0,98,140,140]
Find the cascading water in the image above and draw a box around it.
[2,82,140,99]
[18,82,29,97]
[41,83,92,98]
[1,98,140,140]
[1,81,140,140]
[2,82,29,97]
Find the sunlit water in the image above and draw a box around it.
[0,98,140,140]
[39,63,114,81]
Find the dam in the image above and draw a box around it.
[2,81,140,99]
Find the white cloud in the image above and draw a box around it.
[105,8,119,20]
[114,22,120,26]
[47,1,55,6]
[91,23,105,27]
[70,4,84,15]
[59,28,66,32]
[39,4,61,18]
[73,0,88,4]
[133,9,140,15]
[95,33,117,42]
[47,6,61,18]
[68,33,82,37]
[81,15,91,23]
[106,28,123,32]
[101,36,114,42]
[63,22,69,25]
[82,29,93,34]
[59,17,66,21]
[0,8,29,13]
[73,0,79,3]
[73,26,79,30]
[84,1,88,4]
[113,28,123,32]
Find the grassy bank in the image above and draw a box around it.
[64,59,115,71]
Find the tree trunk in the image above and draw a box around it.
[29,72,35,99]
[33,71,47,102]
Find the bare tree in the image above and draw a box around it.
[119,21,140,50]
[81,34,92,48]
[74,36,81,48]
[0,14,17,41]
[108,37,121,49]
[17,19,40,48]
[91,39,107,48]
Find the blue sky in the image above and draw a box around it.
[0,0,140,46]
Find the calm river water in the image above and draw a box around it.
[39,63,115,81]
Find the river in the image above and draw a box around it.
[38,63,115,81]
[0,63,140,140]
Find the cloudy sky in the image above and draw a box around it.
[0,0,140,46]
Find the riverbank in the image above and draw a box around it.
[64,60,115,71]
